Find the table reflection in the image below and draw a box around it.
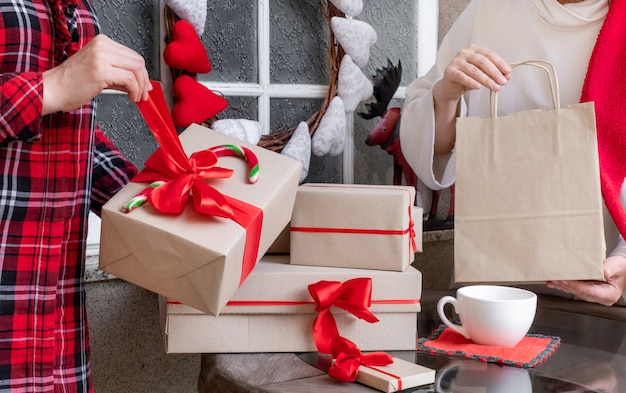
[421,307,626,393]
[435,361,531,393]
[532,346,625,393]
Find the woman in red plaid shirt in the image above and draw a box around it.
[0,0,150,391]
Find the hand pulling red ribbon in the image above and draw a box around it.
[308,278,380,354]
[134,81,263,284]
[329,336,396,385]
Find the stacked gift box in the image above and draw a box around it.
[155,182,424,354]
[99,84,432,391]
[157,183,429,391]
[160,253,422,353]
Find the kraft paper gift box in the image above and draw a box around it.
[99,85,301,316]
[327,349,435,393]
[266,223,290,254]
[290,184,422,271]
[354,357,435,392]
[159,254,422,353]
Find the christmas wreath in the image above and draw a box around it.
[162,0,379,182]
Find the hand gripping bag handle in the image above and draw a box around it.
[490,60,560,118]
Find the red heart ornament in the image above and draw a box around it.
[164,20,212,74]
[172,75,228,127]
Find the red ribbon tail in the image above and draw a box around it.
[345,307,379,324]
[224,195,263,285]
[192,181,235,218]
[313,310,340,354]
[329,358,360,382]
[409,221,417,253]
[136,82,192,172]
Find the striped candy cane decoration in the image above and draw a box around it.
[121,144,260,213]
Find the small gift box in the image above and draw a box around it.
[290,183,421,271]
[99,83,301,316]
[354,356,435,392]
[159,254,422,353]
[328,337,435,393]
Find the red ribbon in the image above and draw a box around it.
[295,185,418,257]
[308,278,379,354]
[291,209,417,261]
[290,227,411,236]
[408,206,417,254]
[222,298,420,307]
[134,81,263,284]
[329,336,394,383]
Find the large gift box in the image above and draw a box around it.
[160,254,422,353]
[290,184,421,271]
[99,85,301,316]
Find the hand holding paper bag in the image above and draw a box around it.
[454,61,606,284]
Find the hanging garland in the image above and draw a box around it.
[162,0,377,180]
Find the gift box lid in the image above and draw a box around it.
[166,254,422,315]
[292,183,416,231]
[289,184,420,271]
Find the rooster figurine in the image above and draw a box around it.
[360,59,454,230]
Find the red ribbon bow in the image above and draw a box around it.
[134,81,263,284]
[133,81,237,217]
[308,278,379,354]
[328,336,393,383]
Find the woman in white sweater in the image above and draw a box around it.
[400,0,626,306]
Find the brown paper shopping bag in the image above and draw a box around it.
[454,60,606,284]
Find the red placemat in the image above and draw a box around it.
[417,324,561,368]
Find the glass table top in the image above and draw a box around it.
[298,306,626,392]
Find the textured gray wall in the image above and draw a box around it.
[93,0,160,167]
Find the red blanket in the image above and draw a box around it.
[581,0,626,238]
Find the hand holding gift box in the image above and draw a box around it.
[99,82,301,315]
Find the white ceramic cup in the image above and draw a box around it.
[435,360,532,393]
[437,285,537,347]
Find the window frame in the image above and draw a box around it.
[86,0,439,273]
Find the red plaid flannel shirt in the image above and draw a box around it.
[0,1,137,391]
